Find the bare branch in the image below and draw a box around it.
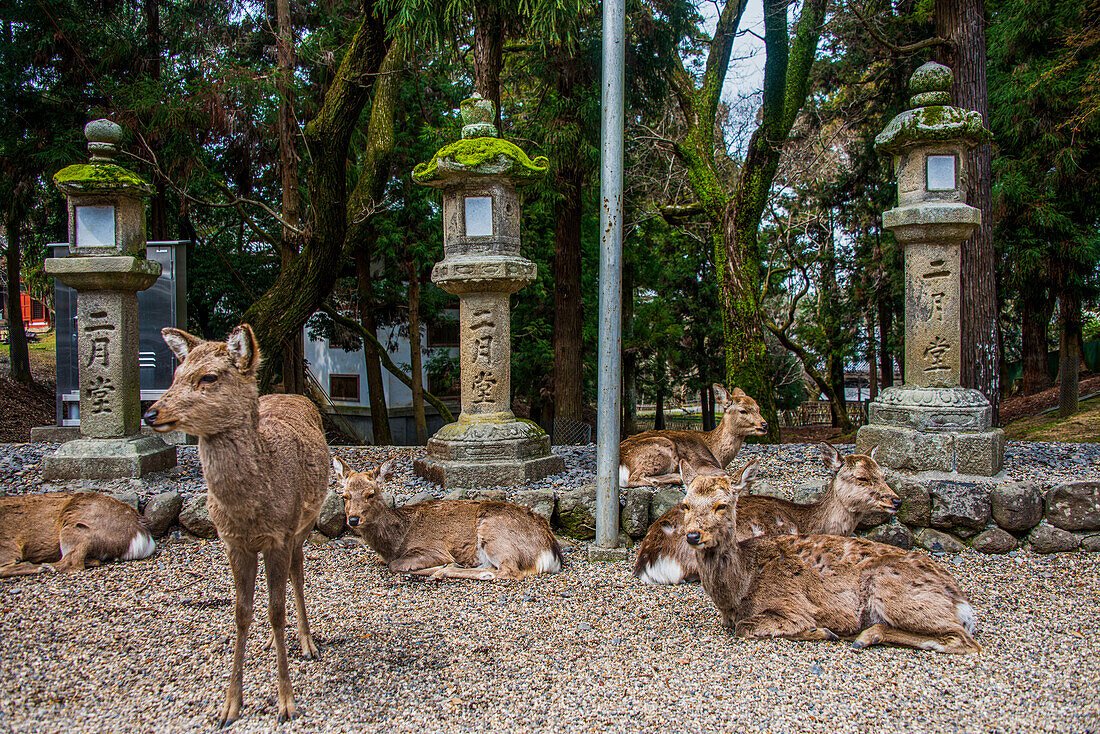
[848,1,950,55]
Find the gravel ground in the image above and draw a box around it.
[3,441,1099,504]
[0,539,1097,733]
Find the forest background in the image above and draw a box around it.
[2,0,1098,443]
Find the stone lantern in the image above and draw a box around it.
[411,95,565,488]
[42,119,176,481]
[857,62,1001,477]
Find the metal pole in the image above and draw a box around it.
[595,0,625,548]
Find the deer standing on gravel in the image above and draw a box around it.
[143,325,330,725]
[0,492,154,578]
[680,461,980,654]
[619,385,766,488]
[333,457,563,580]
[634,444,901,584]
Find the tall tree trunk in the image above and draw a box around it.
[1058,292,1081,418]
[356,242,392,445]
[553,163,584,428]
[406,260,427,444]
[621,260,638,435]
[878,296,894,389]
[654,385,665,430]
[866,312,878,401]
[4,215,31,385]
[472,3,504,130]
[818,219,846,427]
[1021,290,1054,395]
[936,0,999,421]
[698,331,716,431]
[275,0,304,395]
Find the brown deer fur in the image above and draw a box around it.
[634,443,901,585]
[619,385,767,488]
[680,462,980,654]
[333,457,563,581]
[0,492,154,578]
[144,325,330,725]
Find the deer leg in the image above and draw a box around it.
[263,547,296,723]
[288,541,319,659]
[389,551,454,575]
[430,566,508,581]
[853,623,980,654]
[50,538,93,573]
[647,473,690,486]
[735,611,819,641]
[219,547,257,728]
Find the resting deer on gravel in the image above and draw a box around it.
[143,325,330,725]
[634,443,901,585]
[0,492,154,578]
[333,456,563,580]
[681,462,980,654]
[619,385,766,488]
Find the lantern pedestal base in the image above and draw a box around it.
[42,434,177,481]
[413,415,564,489]
[856,386,1004,477]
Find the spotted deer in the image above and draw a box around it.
[333,457,563,580]
[0,492,154,578]
[680,463,980,654]
[143,325,330,725]
[634,443,901,585]
[619,385,766,488]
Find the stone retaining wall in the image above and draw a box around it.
[138,478,1100,554]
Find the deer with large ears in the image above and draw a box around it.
[333,456,563,580]
[634,443,901,584]
[619,385,767,488]
[143,325,330,726]
[680,465,980,654]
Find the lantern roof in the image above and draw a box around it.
[875,62,991,156]
[54,119,153,197]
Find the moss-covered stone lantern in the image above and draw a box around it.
[857,62,1003,480]
[42,119,176,481]
[411,94,564,488]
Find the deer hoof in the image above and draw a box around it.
[300,635,320,660]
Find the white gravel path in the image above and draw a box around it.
[0,537,1097,733]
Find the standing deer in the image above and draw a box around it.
[619,385,766,488]
[143,325,329,725]
[634,444,901,584]
[0,492,154,578]
[333,456,563,580]
[680,462,980,654]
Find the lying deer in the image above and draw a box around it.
[0,492,154,578]
[619,385,766,488]
[681,461,980,654]
[144,325,330,725]
[333,456,563,580]
[634,443,901,584]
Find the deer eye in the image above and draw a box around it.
[199,374,218,384]
[714,503,729,512]
[679,503,690,511]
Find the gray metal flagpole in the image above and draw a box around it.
[594,0,625,549]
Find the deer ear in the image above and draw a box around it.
[162,328,202,363]
[227,324,261,376]
[820,442,844,472]
[712,384,731,404]
[731,458,760,493]
[332,455,354,484]
[679,460,699,490]
[730,387,747,397]
[866,444,879,461]
[376,458,395,484]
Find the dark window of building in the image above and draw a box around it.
[31,299,45,321]
[330,374,360,401]
[328,323,361,352]
[427,318,459,347]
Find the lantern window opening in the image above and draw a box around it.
[464,196,493,237]
[926,154,957,192]
[74,204,116,248]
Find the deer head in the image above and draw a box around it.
[713,384,768,437]
[143,325,261,438]
[820,442,900,515]
[682,458,761,549]
[332,456,395,529]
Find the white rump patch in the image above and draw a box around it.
[535,549,561,574]
[955,602,977,634]
[123,531,156,561]
[619,465,629,487]
[637,556,684,585]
